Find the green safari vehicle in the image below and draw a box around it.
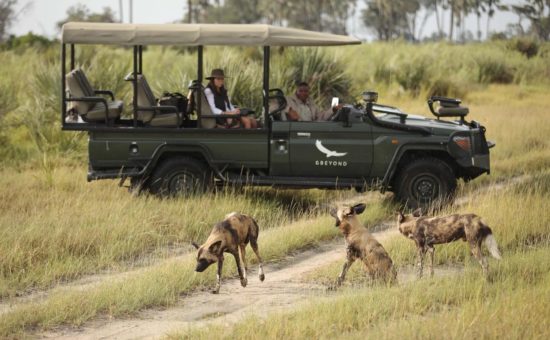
[61,22,494,209]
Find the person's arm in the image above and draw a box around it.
[226,96,240,114]
[284,96,300,121]
[314,102,340,121]
[204,87,223,115]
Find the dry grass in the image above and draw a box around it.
[0,41,549,337]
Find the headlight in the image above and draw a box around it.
[452,136,471,151]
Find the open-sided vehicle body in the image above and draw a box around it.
[61,23,493,208]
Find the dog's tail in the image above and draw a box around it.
[483,233,502,260]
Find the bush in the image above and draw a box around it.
[507,37,540,58]
[476,56,515,84]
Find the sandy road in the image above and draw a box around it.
[41,226,404,339]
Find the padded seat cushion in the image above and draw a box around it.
[438,106,469,116]
[148,113,180,127]
[85,100,123,121]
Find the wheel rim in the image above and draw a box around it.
[410,173,440,204]
[167,171,200,195]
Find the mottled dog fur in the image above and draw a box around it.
[397,209,502,278]
[330,203,397,287]
[192,212,265,294]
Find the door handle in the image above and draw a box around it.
[296,132,311,138]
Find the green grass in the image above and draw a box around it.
[171,247,550,339]
[0,41,549,337]
[0,198,397,337]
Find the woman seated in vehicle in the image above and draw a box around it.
[204,69,258,129]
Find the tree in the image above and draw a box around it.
[56,4,118,30]
[513,0,550,40]
[0,0,17,42]
[362,0,421,41]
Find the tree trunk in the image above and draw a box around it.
[434,0,442,37]
[449,0,455,42]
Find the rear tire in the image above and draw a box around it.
[394,157,457,210]
[148,157,213,197]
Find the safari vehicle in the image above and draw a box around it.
[61,22,494,209]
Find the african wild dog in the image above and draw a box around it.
[192,212,265,294]
[397,209,502,278]
[330,203,397,287]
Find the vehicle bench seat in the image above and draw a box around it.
[65,68,123,122]
[135,74,181,127]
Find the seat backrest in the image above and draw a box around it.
[135,74,157,123]
[189,82,216,128]
[66,69,94,115]
[73,69,95,97]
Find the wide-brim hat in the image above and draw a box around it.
[206,68,229,80]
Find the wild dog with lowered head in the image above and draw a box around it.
[192,212,265,294]
[330,203,397,287]
[397,209,502,278]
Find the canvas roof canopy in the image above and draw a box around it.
[61,22,361,46]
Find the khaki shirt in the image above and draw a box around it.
[284,94,331,121]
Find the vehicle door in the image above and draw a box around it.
[286,119,373,178]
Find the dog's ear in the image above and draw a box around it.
[351,203,366,215]
[329,208,338,219]
[397,211,405,223]
[208,240,223,254]
[412,208,423,217]
[191,242,200,250]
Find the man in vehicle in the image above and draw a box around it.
[284,82,339,121]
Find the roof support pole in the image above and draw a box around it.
[61,43,66,125]
[133,45,138,127]
[263,46,270,124]
[70,44,75,70]
[138,45,143,74]
[197,45,203,128]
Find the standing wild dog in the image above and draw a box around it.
[192,212,265,294]
[397,209,502,278]
[330,203,397,287]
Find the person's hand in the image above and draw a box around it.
[332,104,343,113]
[287,107,300,121]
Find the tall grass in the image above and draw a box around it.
[172,248,550,339]
[0,197,396,337]
[173,171,550,339]
[0,41,549,337]
[0,165,352,298]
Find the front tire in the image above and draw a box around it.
[148,157,213,197]
[394,157,457,210]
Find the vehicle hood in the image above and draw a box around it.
[377,113,471,135]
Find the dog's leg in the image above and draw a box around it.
[470,242,488,275]
[416,246,426,279]
[213,257,224,294]
[250,236,265,282]
[336,257,355,287]
[233,251,247,288]
[239,244,248,286]
[427,246,435,277]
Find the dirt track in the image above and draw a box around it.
[40,224,466,340]
[22,177,524,339]
[39,226,402,339]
